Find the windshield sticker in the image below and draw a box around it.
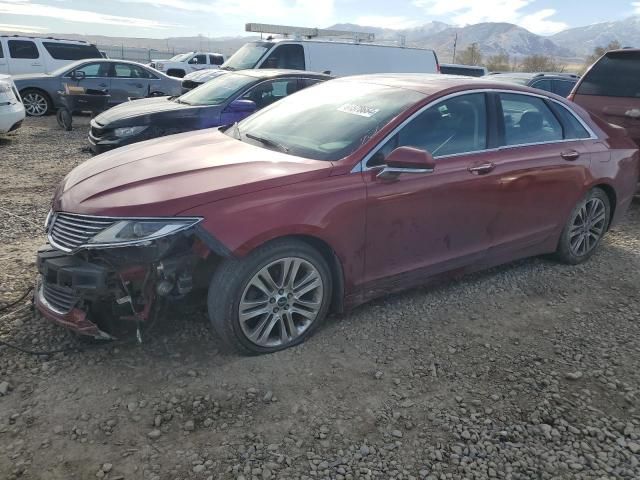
[338,104,380,118]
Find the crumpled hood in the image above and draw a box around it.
[54,129,333,217]
[94,97,196,125]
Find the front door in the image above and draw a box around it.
[64,61,111,95]
[363,92,499,288]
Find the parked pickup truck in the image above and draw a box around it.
[149,52,225,78]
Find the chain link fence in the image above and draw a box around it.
[96,45,181,63]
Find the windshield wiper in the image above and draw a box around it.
[245,132,289,153]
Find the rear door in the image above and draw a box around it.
[485,92,594,253]
[7,39,42,74]
[109,63,153,103]
[572,51,640,147]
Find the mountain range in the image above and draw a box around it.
[2,16,639,62]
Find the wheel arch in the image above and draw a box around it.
[20,87,53,113]
[591,182,617,229]
[239,233,346,315]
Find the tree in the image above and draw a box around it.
[485,53,511,72]
[519,54,564,73]
[584,40,622,67]
[457,43,482,66]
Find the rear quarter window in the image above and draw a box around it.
[43,42,101,60]
[0,42,3,58]
[578,51,640,98]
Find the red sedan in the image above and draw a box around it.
[37,75,639,354]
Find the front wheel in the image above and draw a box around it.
[556,188,610,264]
[208,239,333,355]
[21,89,52,116]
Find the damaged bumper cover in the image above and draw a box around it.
[36,212,223,338]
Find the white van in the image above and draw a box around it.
[0,36,102,75]
[221,24,439,76]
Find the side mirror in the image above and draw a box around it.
[189,57,198,64]
[225,99,257,114]
[71,70,86,81]
[377,146,436,181]
[220,99,258,125]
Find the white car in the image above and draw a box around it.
[0,75,25,134]
[0,35,102,75]
[149,52,225,78]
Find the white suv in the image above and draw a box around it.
[149,52,225,78]
[0,74,25,134]
[0,36,102,75]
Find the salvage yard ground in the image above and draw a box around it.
[1,117,639,480]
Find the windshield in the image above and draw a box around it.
[178,72,255,106]
[51,60,87,77]
[169,52,192,62]
[228,81,425,161]
[221,42,271,71]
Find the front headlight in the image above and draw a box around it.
[88,218,202,247]
[114,126,148,138]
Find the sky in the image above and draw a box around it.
[0,0,639,39]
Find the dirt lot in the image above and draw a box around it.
[1,116,639,480]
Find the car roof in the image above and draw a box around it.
[334,73,558,96]
[232,69,333,80]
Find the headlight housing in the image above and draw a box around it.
[87,218,202,247]
[114,126,148,138]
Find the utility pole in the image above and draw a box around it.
[452,32,458,63]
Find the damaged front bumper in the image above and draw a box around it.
[36,218,218,339]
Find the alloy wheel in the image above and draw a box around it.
[22,92,48,116]
[569,197,607,257]
[238,257,324,348]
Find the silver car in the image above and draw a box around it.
[12,59,182,116]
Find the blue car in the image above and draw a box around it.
[88,69,330,154]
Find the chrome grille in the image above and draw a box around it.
[49,213,116,252]
[42,282,79,313]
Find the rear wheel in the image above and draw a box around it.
[21,89,52,116]
[208,239,332,355]
[556,188,610,264]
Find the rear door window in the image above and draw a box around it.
[549,103,592,140]
[499,93,563,146]
[112,63,152,78]
[577,51,640,98]
[8,40,39,59]
[43,42,101,60]
[260,44,305,70]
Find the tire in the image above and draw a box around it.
[56,109,73,131]
[166,69,185,78]
[556,188,611,264]
[208,239,333,355]
[21,89,52,117]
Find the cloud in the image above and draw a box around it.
[125,0,336,25]
[0,22,48,33]
[354,16,421,30]
[634,1,640,13]
[413,0,567,34]
[0,0,177,29]
[520,9,568,35]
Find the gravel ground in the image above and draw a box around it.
[1,116,639,480]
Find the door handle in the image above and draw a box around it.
[129,83,143,88]
[31,62,41,66]
[98,83,108,88]
[468,162,495,175]
[561,150,580,161]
